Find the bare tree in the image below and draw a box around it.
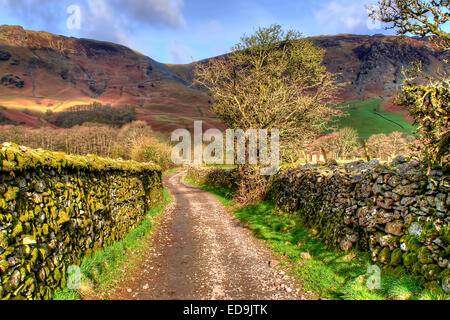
[368,0,450,49]
[194,25,340,201]
[369,0,449,173]
[194,24,339,160]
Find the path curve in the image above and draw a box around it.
[108,171,304,300]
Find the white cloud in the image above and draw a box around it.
[1,0,186,45]
[116,0,185,29]
[314,0,379,34]
[168,40,193,64]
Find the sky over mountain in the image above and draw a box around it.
[0,0,448,64]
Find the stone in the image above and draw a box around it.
[442,277,450,294]
[391,193,401,201]
[390,248,403,266]
[379,198,395,210]
[7,269,21,290]
[351,174,364,183]
[32,193,42,204]
[385,220,404,236]
[372,184,382,195]
[435,193,446,212]
[373,208,394,224]
[401,197,415,206]
[300,252,312,260]
[377,233,394,247]
[426,196,436,206]
[268,260,280,268]
[392,184,418,196]
[424,264,441,281]
[340,239,353,252]
[0,232,7,250]
[437,258,448,268]
[34,180,46,193]
[8,256,18,267]
[403,253,417,267]
[387,175,402,187]
[0,49,11,61]
[392,155,408,165]
[379,247,391,264]
[408,222,422,237]
[417,247,433,264]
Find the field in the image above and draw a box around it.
[335,99,417,138]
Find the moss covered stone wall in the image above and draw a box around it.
[0,143,162,300]
[268,157,449,293]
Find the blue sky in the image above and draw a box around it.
[0,0,447,64]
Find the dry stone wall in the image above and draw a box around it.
[268,157,449,292]
[0,143,163,300]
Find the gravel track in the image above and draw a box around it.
[108,171,306,300]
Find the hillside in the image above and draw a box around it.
[0,25,220,132]
[0,26,448,134]
[169,34,449,101]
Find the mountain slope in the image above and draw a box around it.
[0,26,448,133]
[168,34,449,102]
[312,34,449,101]
[0,25,219,132]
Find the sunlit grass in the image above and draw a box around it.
[334,99,417,138]
[162,167,184,176]
[184,176,234,207]
[186,179,442,300]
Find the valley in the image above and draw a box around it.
[0,25,448,136]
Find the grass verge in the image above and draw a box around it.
[185,178,445,300]
[183,176,234,207]
[53,188,172,300]
[162,167,184,176]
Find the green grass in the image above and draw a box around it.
[186,179,444,300]
[53,288,82,300]
[335,99,417,138]
[184,177,235,208]
[162,167,184,176]
[53,188,172,300]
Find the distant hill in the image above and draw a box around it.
[0,25,220,132]
[0,25,448,134]
[168,34,449,101]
